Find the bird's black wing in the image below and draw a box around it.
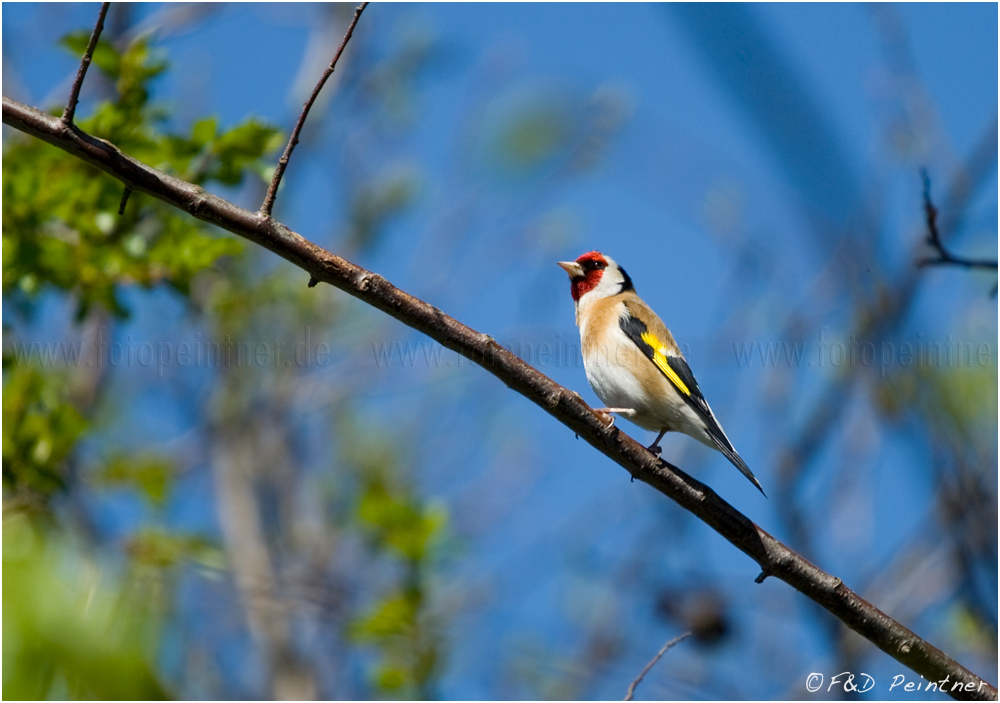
[619,312,765,495]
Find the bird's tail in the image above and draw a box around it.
[710,437,766,497]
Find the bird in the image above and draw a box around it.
[557,250,765,495]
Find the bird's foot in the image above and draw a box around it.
[646,429,668,459]
[595,407,637,416]
[593,407,636,429]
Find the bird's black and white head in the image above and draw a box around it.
[557,251,634,308]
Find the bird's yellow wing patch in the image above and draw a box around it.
[640,331,691,397]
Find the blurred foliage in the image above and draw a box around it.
[346,436,448,699]
[357,476,447,562]
[472,83,632,183]
[879,360,998,460]
[3,515,168,700]
[195,199,450,698]
[360,19,437,128]
[3,27,282,703]
[497,101,571,172]
[351,590,440,696]
[125,529,226,572]
[923,363,998,450]
[203,262,341,342]
[2,363,86,501]
[2,27,281,499]
[3,34,280,320]
[347,162,421,251]
[91,454,174,506]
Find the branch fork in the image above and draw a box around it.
[60,2,110,127]
[919,169,998,271]
[260,2,369,217]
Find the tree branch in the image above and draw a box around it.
[2,96,996,702]
[919,169,998,271]
[61,2,110,127]
[624,632,690,701]
[260,2,368,217]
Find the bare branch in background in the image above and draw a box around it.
[3,96,995,700]
[212,418,316,701]
[61,2,110,126]
[623,632,691,701]
[260,2,369,217]
[919,169,998,271]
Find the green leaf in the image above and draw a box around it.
[350,593,418,642]
[92,455,174,506]
[191,117,218,147]
[357,481,447,561]
[375,665,406,692]
[209,119,283,185]
[116,37,168,112]
[59,30,122,78]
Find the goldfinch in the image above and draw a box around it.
[557,251,765,495]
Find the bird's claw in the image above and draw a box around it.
[593,409,617,429]
[595,408,635,429]
[646,444,662,458]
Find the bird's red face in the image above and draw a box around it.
[557,251,609,301]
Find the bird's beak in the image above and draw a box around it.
[557,260,584,278]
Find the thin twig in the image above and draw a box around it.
[260,2,368,217]
[919,169,998,270]
[3,97,997,703]
[118,186,132,215]
[624,632,691,701]
[61,2,111,126]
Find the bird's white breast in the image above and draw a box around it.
[579,302,713,440]
[581,313,660,429]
